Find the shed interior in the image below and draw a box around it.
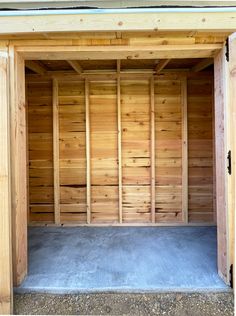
[26,58,215,226]
[17,56,228,293]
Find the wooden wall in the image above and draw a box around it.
[27,73,214,225]
[28,79,54,222]
[58,80,87,223]
[122,80,151,223]
[188,78,214,223]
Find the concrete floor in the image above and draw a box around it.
[15,226,229,294]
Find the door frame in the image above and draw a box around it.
[0,37,234,314]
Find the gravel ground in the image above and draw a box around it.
[14,292,234,316]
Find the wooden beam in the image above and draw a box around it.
[214,48,229,284]
[181,77,188,223]
[85,79,91,224]
[155,59,171,73]
[17,44,223,60]
[67,60,83,74]
[212,80,217,224]
[0,46,12,315]
[25,60,47,75]
[9,47,28,287]
[117,75,122,223]
[25,71,214,82]
[191,58,213,72]
[1,11,236,34]
[150,76,155,223]
[53,78,60,224]
[25,85,30,224]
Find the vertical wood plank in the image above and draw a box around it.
[214,48,229,283]
[53,78,60,224]
[0,47,13,315]
[212,80,217,224]
[9,47,27,286]
[85,79,91,223]
[150,76,155,223]
[228,34,236,283]
[117,75,123,223]
[25,83,30,224]
[181,78,188,223]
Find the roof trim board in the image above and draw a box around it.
[1,10,236,33]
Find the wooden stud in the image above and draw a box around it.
[117,60,121,73]
[150,76,155,223]
[0,47,12,315]
[25,83,30,224]
[155,59,171,73]
[9,47,28,286]
[67,60,83,74]
[117,75,122,223]
[53,78,60,224]
[212,79,217,224]
[181,77,188,223]
[191,58,213,72]
[25,60,48,75]
[85,79,91,224]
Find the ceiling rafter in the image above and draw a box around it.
[155,59,171,74]
[191,58,213,72]
[25,60,48,75]
[67,60,83,74]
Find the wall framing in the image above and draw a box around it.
[0,27,234,314]
[26,72,214,225]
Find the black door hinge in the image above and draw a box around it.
[227,150,231,175]
[225,38,229,62]
[230,264,233,288]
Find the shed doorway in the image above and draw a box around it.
[12,53,231,292]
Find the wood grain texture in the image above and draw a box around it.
[0,47,12,315]
[229,34,236,287]
[187,77,214,223]
[150,77,155,223]
[53,78,60,224]
[27,73,215,225]
[10,49,27,286]
[121,79,151,223]
[27,79,54,223]
[214,49,229,283]
[181,78,188,223]
[154,79,183,223]
[59,80,87,224]
[90,80,119,223]
[117,75,123,223]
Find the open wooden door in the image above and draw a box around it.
[228,34,236,287]
[214,35,235,286]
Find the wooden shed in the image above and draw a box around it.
[0,1,235,314]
